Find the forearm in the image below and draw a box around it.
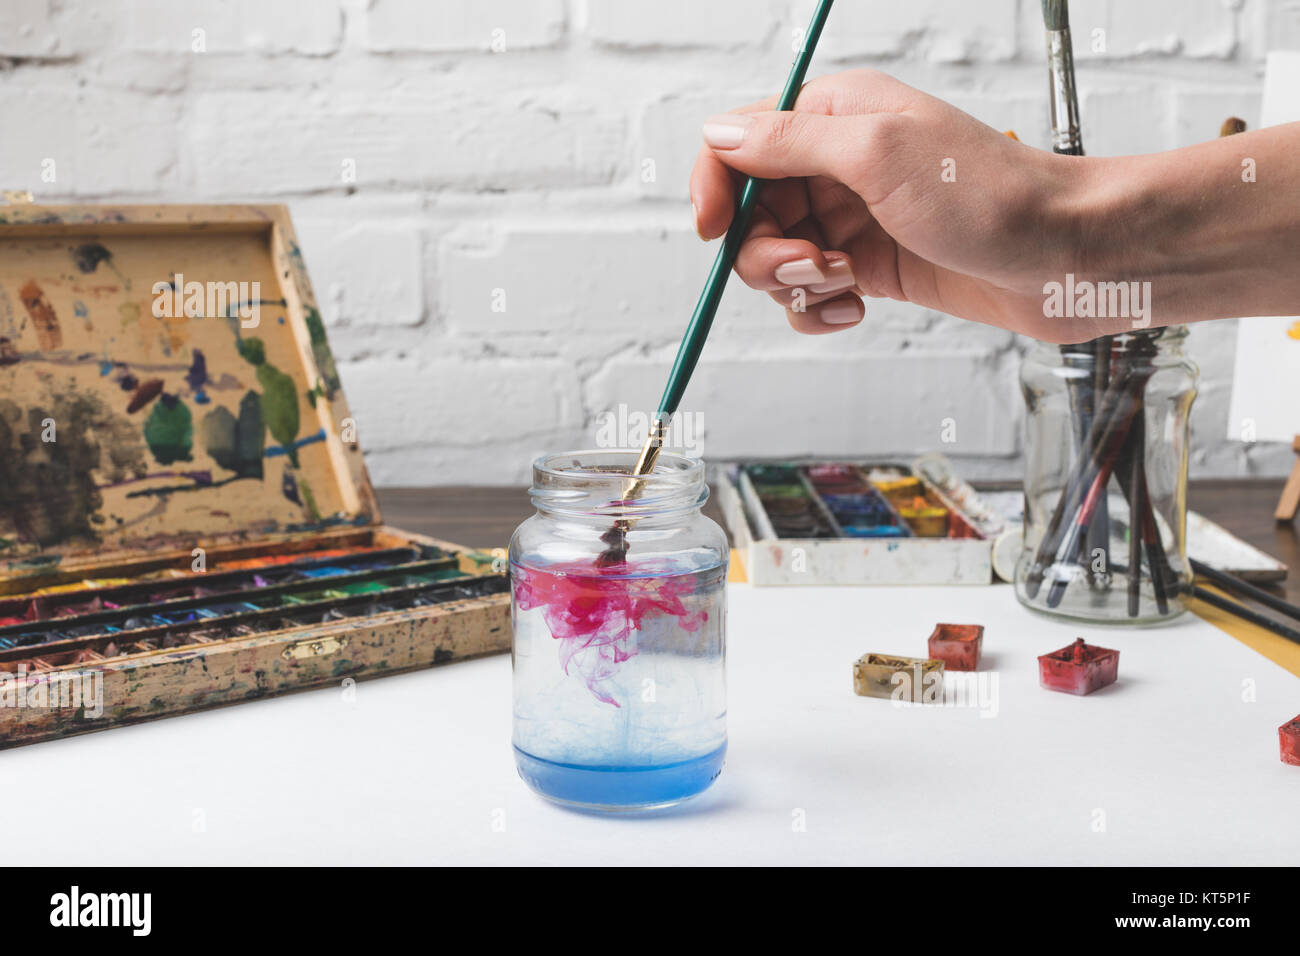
[1073,122,1300,330]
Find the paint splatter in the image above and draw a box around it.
[511,561,709,707]
[118,301,141,334]
[70,242,113,274]
[200,391,264,479]
[1288,321,1300,340]
[0,287,15,337]
[0,390,143,548]
[281,468,301,504]
[265,428,325,459]
[201,406,238,471]
[305,307,341,400]
[143,394,193,465]
[126,378,164,414]
[298,476,321,520]
[18,280,62,350]
[236,391,266,476]
[186,349,211,403]
[239,337,300,466]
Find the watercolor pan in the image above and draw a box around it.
[802,466,909,539]
[0,573,509,674]
[870,476,951,537]
[718,456,993,585]
[0,546,427,621]
[0,554,479,653]
[0,554,461,643]
[1280,716,1300,767]
[927,623,984,671]
[1037,638,1119,696]
[852,653,944,702]
[0,204,509,749]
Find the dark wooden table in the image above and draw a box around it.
[377,478,1300,604]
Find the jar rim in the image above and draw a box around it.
[1036,326,1188,353]
[530,449,706,518]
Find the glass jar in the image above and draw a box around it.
[1015,328,1198,624]
[510,450,728,811]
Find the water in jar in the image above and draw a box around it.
[511,555,727,810]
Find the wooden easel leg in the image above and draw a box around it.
[1274,436,1300,522]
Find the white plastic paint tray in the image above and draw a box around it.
[716,458,995,586]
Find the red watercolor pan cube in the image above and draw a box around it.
[1281,716,1300,767]
[927,623,983,671]
[1038,638,1119,696]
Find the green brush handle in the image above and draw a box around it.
[654,0,834,421]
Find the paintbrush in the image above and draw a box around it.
[1091,116,1248,612]
[596,0,837,567]
[1191,557,1300,624]
[1041,0,1114,585]
[1192,585,1300,646]
[1043,354,1157,607]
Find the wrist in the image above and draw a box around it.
[1060,154,1147,285]
[1050,151,1203,334]
[1068,132,1300,325]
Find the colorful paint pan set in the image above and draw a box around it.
[0,544,501,664]
[0,205,508,749]
[718,456,996,585]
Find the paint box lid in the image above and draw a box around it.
[0,204,379,568]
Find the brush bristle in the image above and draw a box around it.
[1220,116,1247,137]
[595,523,630,567]
[1041,0,1069,31]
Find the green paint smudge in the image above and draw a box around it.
[200,391,265,478]
[238,336,300,467]
[258,364,300,467]
[298,476,321,521]
[143,395,193,465]
[304,307,341,400]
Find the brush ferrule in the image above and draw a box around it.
[619,417,670,505]
[1046,28,1083,154]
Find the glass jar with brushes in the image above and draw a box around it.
[1015,328,1199,624]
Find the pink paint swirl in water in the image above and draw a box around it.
[512,561,708,707]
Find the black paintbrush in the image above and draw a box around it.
[1192,585,1300,646]
[1041,0,1113,588]
[1191,558,1300,624]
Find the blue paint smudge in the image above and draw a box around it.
[265,428,326,459]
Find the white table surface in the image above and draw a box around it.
[3,583,1297,865]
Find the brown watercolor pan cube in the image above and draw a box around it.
[852,653,944,703]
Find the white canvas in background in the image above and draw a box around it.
[1225,51,1300,443]
[0,583,1295,866]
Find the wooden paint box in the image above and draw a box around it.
[716,458,997,586]
[0,204,509,749]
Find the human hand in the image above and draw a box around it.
[691,68,1097,342]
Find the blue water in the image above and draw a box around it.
[514,743,726,811]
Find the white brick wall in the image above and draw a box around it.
[0,0,1291,485]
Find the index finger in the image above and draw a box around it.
[686,83,841,239]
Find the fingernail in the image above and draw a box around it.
[819,300,863,325]
[810,260,856,294]
[692,201,703,239]
[774,258,826,286]
[703,114,752,150]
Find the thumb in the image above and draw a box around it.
[702,109,851,180]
